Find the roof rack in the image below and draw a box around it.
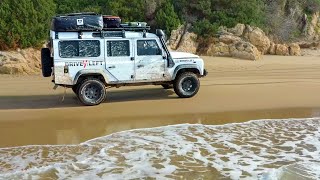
[60,12,98,17]
[103,26,151,32]
[93,28,150,39]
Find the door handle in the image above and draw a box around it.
[108,65,116,69]
[137,64,144,68]
[131,57,135,61]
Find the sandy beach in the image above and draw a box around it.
[1,55,320,147]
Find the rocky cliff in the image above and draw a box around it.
[0,48,41,75]
[168,23,305,61]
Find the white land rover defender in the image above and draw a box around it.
[41,13,207,106]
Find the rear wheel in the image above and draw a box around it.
[173,72,200,98]
[77,78,106,106]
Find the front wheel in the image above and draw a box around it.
[173,72,200,98]
[77,78,106,106]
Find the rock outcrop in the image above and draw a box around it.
[206,42,230,57]
[305,12,320,41]
[275,44,289,56]
[244,26,271,54]
[0,48,41,75]
[168,24,198,54]
[229,41,261,60]
[269,42,276,55]
[288,43,301,56]
[168,23,303,61]
[206,24,302,59]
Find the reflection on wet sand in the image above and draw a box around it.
[0,107,318,147]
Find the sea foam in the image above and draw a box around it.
[1,118,320,179]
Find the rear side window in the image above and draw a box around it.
[137,40,161,56]
[107,40,130,57]
[59,40,100,58]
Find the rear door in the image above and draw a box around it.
[134,39,166,81]
[105,39,134,82]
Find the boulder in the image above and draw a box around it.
[229,41,261,60]
[219,35,242,45]
[206,42,230,57]
[176,32,198,54]
[0,63,32,74]
[288,43,301,56]
[0,48,41,75]
[245,26,271,54]
[168,24,198,54]
[168,25,184,50]
[275,44,289,56]
[228,23,246,37]
[269,42,276,55]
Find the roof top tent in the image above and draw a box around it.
[51,12,154,39]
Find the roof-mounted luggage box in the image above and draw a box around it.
[103,15,121,28]
[51,12,103,32]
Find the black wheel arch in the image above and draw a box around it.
[172,65,201,80]
[74,71,107,86]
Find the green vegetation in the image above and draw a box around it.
[1,0,320,50]
[155,0,180,36]
[0,0,56,50]
[177,0,265,37]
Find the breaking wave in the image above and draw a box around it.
[1,118,320,179]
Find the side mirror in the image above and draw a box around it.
[156,29,165,37]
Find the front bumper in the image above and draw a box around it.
[202,69,208,77]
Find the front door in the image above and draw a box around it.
[105,39,134,82]
[135,39,166,81]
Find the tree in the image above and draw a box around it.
[155,0,180,36]
[0,0,56,50]
[104,0,146,22]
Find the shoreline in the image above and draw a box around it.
[0,107,319,148]
[1,55,320,147]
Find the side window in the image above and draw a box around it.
[137,40,161,56]
[59,40,100,58]
[107,40,130,57]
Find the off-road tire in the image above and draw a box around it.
[41,48,53,77]
[77,78,106,106]
[161,84,173,89]
[173,72,200,98]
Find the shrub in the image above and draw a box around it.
[193,19,219,38]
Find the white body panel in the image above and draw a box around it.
[51,30,206,86]
[104,39,135,82]
[134,39,166,81]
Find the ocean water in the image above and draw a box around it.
[0,118,320,180]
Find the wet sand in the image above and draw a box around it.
[1,55,320,147]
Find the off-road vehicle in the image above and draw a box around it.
[42,13,207,106]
